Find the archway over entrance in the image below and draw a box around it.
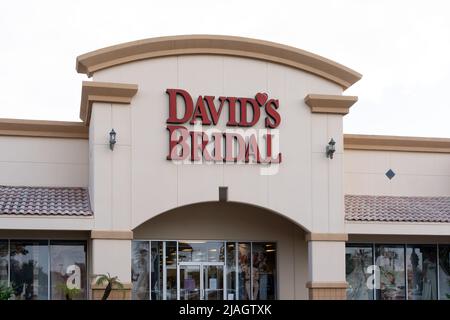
[132,201,309,300]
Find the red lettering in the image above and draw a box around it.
[190,96,211,125]
[264,99,281,128]
[210,132,224,161]
[189,131,204,161]
[238,98,260,127]
[165,89,282,164]
[224,133,246,162]
[204,96,225,125]
[245,134,262,163]
[166,125,190,160]
[223,97,239,126]
[264,132,282,163]
[166,89,193,124]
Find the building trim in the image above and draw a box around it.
[306,281,348,289]
[345,221,450,236]
[90,230,134,240]
[2,119,449,156]
[80,81,138,125]
[0,118,88,139]
[76,35,362,89]
[304,94,358,115]
[305,233,349,242]
[344,134,450,153]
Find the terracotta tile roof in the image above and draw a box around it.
[0,185,92,216]
[345,195,450,223]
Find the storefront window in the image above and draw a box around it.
[151,241,164,300]
[131,241,149,300]
[166,241,177,300]
[346,245,374,300]
[0,240,9,286]
[131,240,277,300]
[252,243,276,300]
[0,241,7,286]
[375,245,405,300]
[50,241,87,300]
[238,242,251,300]
[406,245,438,300]
[10,240,49,300]
[179,242,224,263]
[226,242,237,300]
[438,245,450,300]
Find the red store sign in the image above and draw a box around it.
[166,89,282,164]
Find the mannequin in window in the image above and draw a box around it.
[422,251,437,300]
[252,253,260,300]
[241,255,251,300]
[132,245,149,300]
[410,248,421,296]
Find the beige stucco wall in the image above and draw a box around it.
[0,136,88,187]
[133,201,309,299]
[344,149,450,196]
[0,216,93,230]
[89,55,345,234]
[344,149,450,236]
[0,135,91,231]
[346,221,450,236]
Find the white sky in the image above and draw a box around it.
[0,0,449,138]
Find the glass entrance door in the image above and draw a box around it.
[179,264,201,300]
[178,262,225,300]
[203,264,224,300]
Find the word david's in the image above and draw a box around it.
[166,89,282,163]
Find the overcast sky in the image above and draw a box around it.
[0,0,449,138]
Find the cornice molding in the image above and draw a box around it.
[76,35,362,89]
[344,134,450,153]
[305,94,358,115]
[80,81,138,125]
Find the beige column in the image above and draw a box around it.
[90,230,133,300]
[306,233,348,300]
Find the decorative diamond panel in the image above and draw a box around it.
[385,169,395,180]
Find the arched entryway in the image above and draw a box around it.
[131,201,308,300]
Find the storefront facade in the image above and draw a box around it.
[0,35,448,300]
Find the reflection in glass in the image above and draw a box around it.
[130,240,278,301]
[50,241,87,300]
[0,241,7,287]
[166,241,177,300]
[10,240,49,300]
[131,241,149,300]
[345,245,373,300]
[226,242,237,300]
[375,245,405,300]
[407,245,437,300]
[151,241,163,300]
[238,243,251,300]
[252,243,276,300]
[203,264,223,300]
[179,265,200,300]
[438,245,450,300]
[178,242,224,262]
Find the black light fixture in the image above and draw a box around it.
[109,129,117,151]
[326,138,336,159]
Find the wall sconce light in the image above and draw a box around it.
[326,138,336,159]
[109,129,117,151]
